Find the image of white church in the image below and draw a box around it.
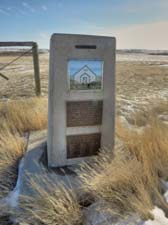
[73,65,97,84]
[69,60,103,90]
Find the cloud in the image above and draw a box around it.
[0,8,10,16]
[116,0,168,14]
[34,32,50,48]
[113,21,168,50]
[41,5,47,11]
[6,6,28,16]
[57,2,63,8]
[32,21,168,50]
[85,21,168,50]
[22,1,35,13]
[39,32,49,39]
[22,2,28,7]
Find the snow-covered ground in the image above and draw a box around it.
[0,52,168,224]
[5,158,24,208]
[145,207,168,225]
[117,53,168,63]
[4,155,168,225]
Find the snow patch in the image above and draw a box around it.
[118,115,146,134]
[144,207,168,225]
[159,64,168,67]
[5,158,24,208]
[117,53,168,62]
[163,180,168,203]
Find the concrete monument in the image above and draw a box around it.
[48,33,116,167]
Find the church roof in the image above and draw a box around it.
[73,65,97,77]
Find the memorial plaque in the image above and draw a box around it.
[66,101,103,127]
[67,133,101,158]
[48,34,116,167]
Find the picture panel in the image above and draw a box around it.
[68,60,103,90]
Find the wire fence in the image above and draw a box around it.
[0,43,48,99]
[0,48,34,99]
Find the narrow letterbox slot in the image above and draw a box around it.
[75,45,97,49]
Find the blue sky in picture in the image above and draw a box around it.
[0,0,168,49]
[69,60,103,78]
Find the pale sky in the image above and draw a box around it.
[0,0,168,50]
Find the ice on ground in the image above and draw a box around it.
[117,53,168,62]
[118,116,146,134]
[160,64,168,67]
[163,180,168,203]
[164,191,168,203]
[5,158,24,208]
[144,207,168,225]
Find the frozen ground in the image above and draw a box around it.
[0,53,167,131]
[5,157,168,225]
[0,54,49,98]
[117,53,168,122]
[5,158,24,208]
[117,53,168,63]
[0,53,167,117]
[0,51,168,224]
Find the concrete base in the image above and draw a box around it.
[19,130,87,200]
[84,201,143,225]
[12,131,134,225]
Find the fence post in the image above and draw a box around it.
[32,42,41,96]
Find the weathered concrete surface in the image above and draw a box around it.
[19,130,87,199]
[84,201,144,225]
[48,33,116,167]
[19,130,47,196]
[9,130,154,225]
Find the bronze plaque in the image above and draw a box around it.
[67,101,103,127]
[67,133,101,158]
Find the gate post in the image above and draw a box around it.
[32,42,41,96]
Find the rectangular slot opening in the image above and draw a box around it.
[75,45,97,49]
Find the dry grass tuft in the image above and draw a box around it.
[148,99,168,117]
[16,176,83,225]
[79,149,154,220]
[79,114,168,220]
[125,100,168,127]
[0,97,48,198]
[0,97,48,132]
[0,124,26,199]
[0,94,81,224]
[116,117,168,183]
[116,117,168,213]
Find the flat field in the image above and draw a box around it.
[0,52,168,224]
[0,52,167,119]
